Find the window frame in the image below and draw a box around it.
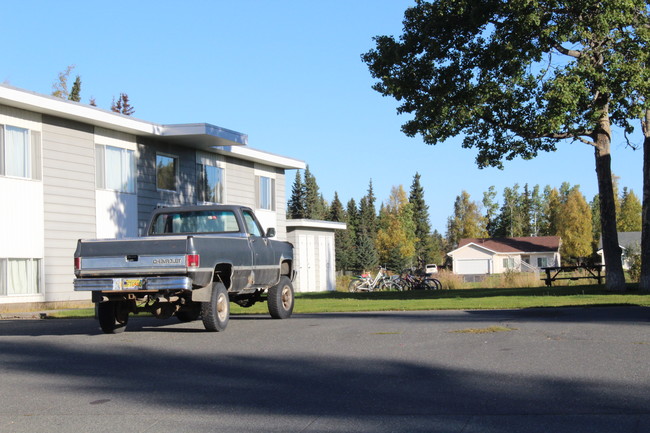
[197,163,225,204]
[156,153,179,192]
[0,125,41,181]
[95,144,136,193]
[0,258,42,296]
[256,175,275,211]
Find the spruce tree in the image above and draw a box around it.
[287,170,305,219]
[330,192,354,271]
[68,76,82,102]
[409,173,433,262]
[304,165,325,219]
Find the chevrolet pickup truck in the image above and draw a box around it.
[73,205,295,333]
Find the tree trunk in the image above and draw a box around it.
[594,132,626,291]
[640,112,650,291]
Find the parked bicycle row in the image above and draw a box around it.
[347,266,443,292]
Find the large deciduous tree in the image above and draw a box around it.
[363,0,650,291]
[446,191,487,248]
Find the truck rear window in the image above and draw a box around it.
[150,210,240,234]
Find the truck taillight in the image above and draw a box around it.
[74,257,81,270]
[186,254,200,268]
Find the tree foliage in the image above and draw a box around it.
[363,0,650,290]
[111,93,135,115]
[618,187,642,232]
[409,172,434,262]
[376,185,417,271]
[446,191,486,248]
[51,65,75,99]
[557,187,593,260]
[68,76,82,102]
[287,170,306,219]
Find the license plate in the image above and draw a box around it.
[122,278,144,289]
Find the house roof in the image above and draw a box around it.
[597,231,641,251]
[0,84,306,170]
[450,236,561,255]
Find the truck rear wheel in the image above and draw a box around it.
[201,282,229,332]
[97,301,129,334]
[268,276,294,319]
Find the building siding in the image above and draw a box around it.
[136,138,198,234]
[42,115,96,302]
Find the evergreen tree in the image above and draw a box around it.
[346,198,359,270]
[355,231,379,272]
[358,179,377,241]
[618,188,642,232]
[329,192,354,271]
[446,191,487,248]
[287,170,305,219]
[68,76,82,102]
[409,172,433,262]
[303,165,325,219]
[111,93,135,115]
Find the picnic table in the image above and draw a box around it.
[541,264,605,287]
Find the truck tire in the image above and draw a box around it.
[97,301,129,334]
[268,276,294,319]
[201,282,229,332]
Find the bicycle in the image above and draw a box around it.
[348,267,398,292]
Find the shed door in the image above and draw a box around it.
[455,259,490,275]
[318,235,335,291]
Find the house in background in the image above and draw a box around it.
[0,84,308,309]
[447,236,561,277]
[597,231,641,270]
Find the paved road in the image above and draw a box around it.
[0,307,649,433]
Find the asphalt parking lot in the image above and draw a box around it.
[1,306,649,433]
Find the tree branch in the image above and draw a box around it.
[554,43,582,59]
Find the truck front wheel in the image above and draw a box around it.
[268,276,294,319]
[97,300,129,334]
[201,282,229,332]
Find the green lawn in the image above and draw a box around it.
[48,284,649,319]
[232,284,650,315]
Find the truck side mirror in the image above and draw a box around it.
[266,228,276,238]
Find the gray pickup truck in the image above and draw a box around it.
[74,205,295,333]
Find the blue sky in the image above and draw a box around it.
[2,0,643,233]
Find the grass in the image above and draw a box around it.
[47,283,650,319]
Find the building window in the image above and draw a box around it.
[197,164,224,203]
[537,257,548,268]
[0,125,41,180]
[0,258,41,296]
[156,154,178,191]
[503,257,515,269]
[256,175,275,211]
[95,145,136,193]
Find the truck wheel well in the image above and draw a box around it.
[214,263,232,290]
[281,260,292,277]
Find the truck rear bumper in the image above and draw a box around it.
[74,276,193,292]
